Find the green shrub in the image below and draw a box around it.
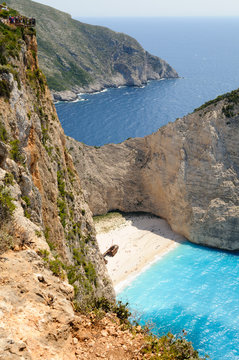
[3,172,14,185]
[222,104,234,118]
[41,126,49,145]
[10,139,22,162]
[0,20,22,60]
[24,209,31,219]
[25,27,36,36]
[0,226,14,254]
[141,332,209,359]
[0,121,7,142]
[22,195,31,219]
[67,264,79,285]
[46,239,56,251]
[194,88,239,113]
[112,301,131,322]
[22,195,30,207]
[57,170,65,197]
[84,261,97,285]
[26,68,46,93]
[0,51,7,65]
[0,185,15,219]
[73,247,85,265]
[94,298,131,324]
[44,226,50,241]
[38,249,65,279]
[0,79,11,98]
[35,229,42,238]
[38,249,50,262]
[49,258,65,278]
[67,166,75,179]
[57,197,67,227]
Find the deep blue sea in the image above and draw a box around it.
[56,17,239,146]
[56,18,239,359]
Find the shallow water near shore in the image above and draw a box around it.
[56,17,239,359]
[118,242,239,360]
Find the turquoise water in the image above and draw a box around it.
[55,17,239,358]
[56,17,239,146]
[118,242,239,359]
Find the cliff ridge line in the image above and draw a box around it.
[7,0,178,101]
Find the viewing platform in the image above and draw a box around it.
[0,16,36,27]
[0,3,36,27]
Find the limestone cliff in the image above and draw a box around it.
[0,16,205,360]
[0,19,114,307]
[68,91,239,251]
[7,0,178,100]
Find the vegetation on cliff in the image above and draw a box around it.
[0,11,114,308]
[194,88,239,113]
[0,8,207,359]
[7,0,178,95]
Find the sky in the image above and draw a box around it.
[35,0,239,17]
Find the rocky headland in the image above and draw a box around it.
[7,0,178,101]
[68,91,239,251]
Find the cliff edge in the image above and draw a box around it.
[0,16,117,355]
[0,12,205,359]
[68,91,239,251]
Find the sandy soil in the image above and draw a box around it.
[95,213,185,292]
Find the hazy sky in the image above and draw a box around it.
[36,0,239,17]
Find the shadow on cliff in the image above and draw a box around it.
[115,211,185,245]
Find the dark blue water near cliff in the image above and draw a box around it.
[56,17,239,146]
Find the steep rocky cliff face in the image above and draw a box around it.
[7,0,178,100]
[0,17,119,358]
[0,20,114,308]
[68,91,239,251]
[0,18,206,360]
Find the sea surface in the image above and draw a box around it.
[118,242,239,360]
[56,17,239,146]
[56,18,239,359]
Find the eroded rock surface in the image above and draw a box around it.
[0,14,204,360]
[68,93,239,250]
[0,18,114,318]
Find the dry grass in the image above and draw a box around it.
[93,212,129,234]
